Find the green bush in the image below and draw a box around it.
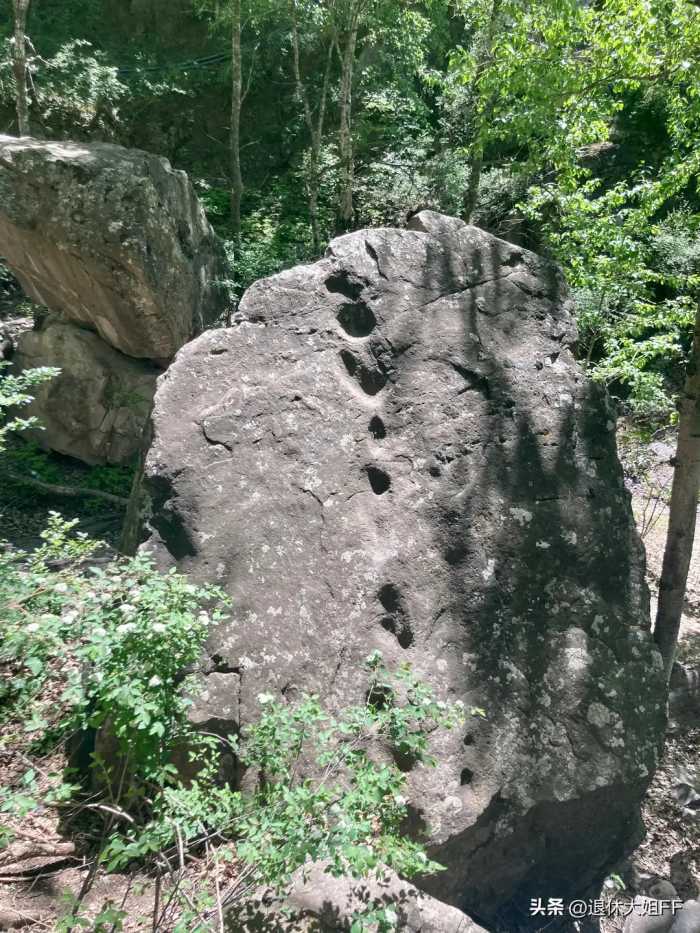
[0,363,60,451]
[0,509,469,929]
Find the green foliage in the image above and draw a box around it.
[0,37,127,134]
[524,181,699,420]
[56,894,127,932]
[0,259,17,296]
[199,175,323,296]
[0,437,135,515]
[443,0,700,418]
[0,513,226,762]
[0,363,60,451]
[104,652,463,898]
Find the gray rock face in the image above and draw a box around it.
[15,316,158,465]
[232,862,488,931]
[669,900,700,933]
[139,212,666,930]
[0,136,227,361]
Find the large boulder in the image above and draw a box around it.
[14,316,158,465]
[138,212,666,931]
[0,136,227,361]
[232,861,489,931]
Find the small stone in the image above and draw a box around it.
[649,882,679,901]
[623,897,675,933]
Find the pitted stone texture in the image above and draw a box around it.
[0,136,227,360]
[15,317,158,465]
[140,212,666,931]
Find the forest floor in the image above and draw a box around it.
[0,406,698,929]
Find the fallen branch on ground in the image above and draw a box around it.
[0,840,76,868]
[2,470,129,506]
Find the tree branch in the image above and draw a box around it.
[2,470,129,506]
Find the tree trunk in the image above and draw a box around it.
[654,302,700,683]
[230,0,243,250]
[12,0,31,137]
[462,0,502,221]
[464,143,485,223]
[336,4,359,234]
[290,4,334,254]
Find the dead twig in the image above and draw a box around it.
[2,470,129,506]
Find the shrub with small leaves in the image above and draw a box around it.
[0,511,473,930]
[0,363,60,451]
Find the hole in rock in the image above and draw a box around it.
[450,362,491,399]
[460,767,474,786]
[367,683,393,711]
[340,349,388,396]
[377,585,412,647]
[209,654,241,675]
[340,348,359,377]
[444,543,469,566]
[378,583,401,613]
[325,271,364,301]
[379,617,414,650]
[359,368,388,396]
[366,465,391,495]
[368,415,386,439]
[325,272,363,301]
[463,733,475,746]
[402,805,429,838]
[393,748,416,774]
[337,302,376,338]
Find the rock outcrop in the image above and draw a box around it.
[232,862,489,931]
[137,212,667,930]
[0,135,228,464]
[0,136,227,361]
[14,316,158,465]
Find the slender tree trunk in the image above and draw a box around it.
[230,0,243,250]
[307,44,333,253]
[336,3,359,234]
[463,0,501,221]
[654,302,700,683]
[290,4,333,254]
[464,143,485,223]
[12,0,31,137]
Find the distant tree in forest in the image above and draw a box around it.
[195,0,275,250]
[11,0,31,135]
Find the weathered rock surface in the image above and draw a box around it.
[231,862,488,931]
[0,136,227,361]
[15,316,158,465]
[138,212,667,931]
